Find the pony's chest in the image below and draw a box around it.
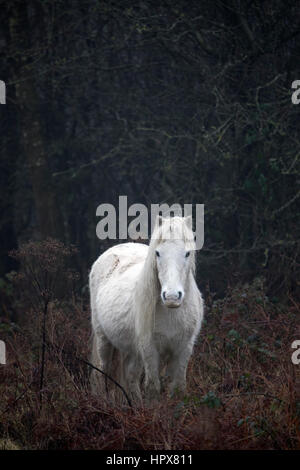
[153,306,187,351]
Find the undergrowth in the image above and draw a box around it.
[0,240,299,450]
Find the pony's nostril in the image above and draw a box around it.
[178,291,182,300]
[163,291,166,300]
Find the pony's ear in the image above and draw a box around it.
[156,214,163,226]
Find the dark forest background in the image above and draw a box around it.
[0,0,299,301]
[0,0,299,451]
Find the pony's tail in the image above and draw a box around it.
[89,331,102,395]
[89,330,127,405]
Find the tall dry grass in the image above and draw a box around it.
[0,241,299,449]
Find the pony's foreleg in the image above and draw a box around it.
[166,342,193,396]
[123,354,143,404]
[140,339,161,400]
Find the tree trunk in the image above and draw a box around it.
[9,2,63,240]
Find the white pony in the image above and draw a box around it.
[89,216,204,403]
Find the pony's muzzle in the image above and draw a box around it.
[162,290,184,308]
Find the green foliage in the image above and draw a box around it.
[200,391,222,409]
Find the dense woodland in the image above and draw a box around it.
[1,0,299,296]
[0,0,299,450]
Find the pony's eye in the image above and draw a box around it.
[185,251,190,258]
[155,250,160,257]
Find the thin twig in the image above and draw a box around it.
[45,339,132,408]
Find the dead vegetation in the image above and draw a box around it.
[0,240,299,450]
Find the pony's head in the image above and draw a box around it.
[150,216,196,308]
